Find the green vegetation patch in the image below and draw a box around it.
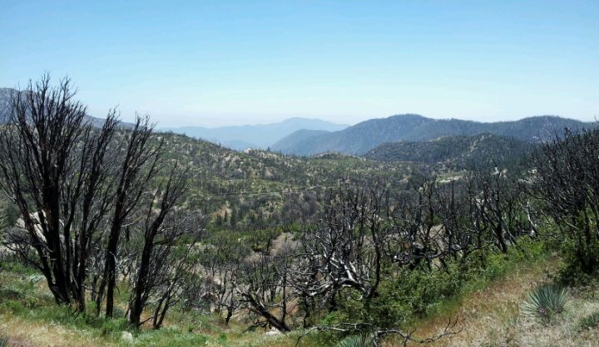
[577,311,599,331]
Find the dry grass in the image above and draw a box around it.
[403,256,599,347]
[0,314,114,347]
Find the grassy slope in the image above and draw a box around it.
[414,256,599,347]
[2,254,598,347]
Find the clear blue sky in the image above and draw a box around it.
[1,0,597,127]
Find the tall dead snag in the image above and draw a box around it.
[0,75,118,310]
[95,115,163,317]
[68,113,119,312]
[128,165,188,328]
[149,231,201,330]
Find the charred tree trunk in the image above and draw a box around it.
[96,116,162,318]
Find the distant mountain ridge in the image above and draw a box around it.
[3,86,593,156]
[161,118,348,151]
[272,114,596,156]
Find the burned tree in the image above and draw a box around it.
[295,184,390,312]
[0,75,188,319]
[127,166,188,327]
[197,233,250,325]
[0,76,119,309]
[237,248,295,333]
[95,115,164,317]
[292,182,461,344]
[534,128,599,277]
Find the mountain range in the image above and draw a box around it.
[272,114,596,156]
[2,87,595,158]
[1,88,348,150]
[161,118,348,150]
[0,88,346,149]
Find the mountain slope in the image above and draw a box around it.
[271,129,331,154]
[162,117,348,150]
[276,114,595,156]
[274,114,431,155]
[145,131,415,228]
[365,133,534,170]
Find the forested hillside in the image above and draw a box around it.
[152,131,414,229]
[365,133,534,170]
[3,0,598,344]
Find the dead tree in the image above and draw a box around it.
[533,128,599,275]
[295,184,389,311]
[463,168,526,257]
[197,234,249,325]
[430,180,471,265]
[127,165,188,327]
[95,115,163,317]
[134,211,204,330]
[0,76,118,310]
[65,113,122,312]
[292,183,462,343]
[365,180,460,274]
[237,249,295,332]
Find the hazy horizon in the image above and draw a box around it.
[1,1,597,127]
[152,113,597,130]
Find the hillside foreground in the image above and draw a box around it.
[2,253,598,347]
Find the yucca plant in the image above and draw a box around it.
[336,334,372,347]
[577,312,599,331]
[521,284,569,324]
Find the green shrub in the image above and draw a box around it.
[134,328,209,347]
[577,312,599,331]
[0,336,8,347]
[0,258,38,275]
[521,284,569,324]
[558,238,599,286]
[336,243,548,333]
[371,264,465,326]
[0,287,24,301]
[112,306,126,319]
[101,317,129,337]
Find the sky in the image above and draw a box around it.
[1,0,598,127]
